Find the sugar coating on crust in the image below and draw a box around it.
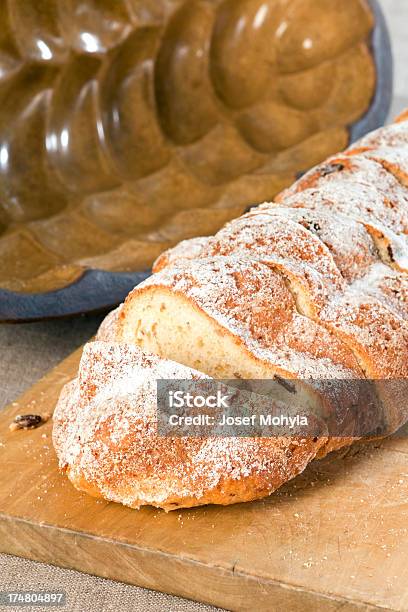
[144,219,406,380]
[53,342,325,509]
[277,154,408,204]
[320,289,408,379]
[281,182,408,236]
[350,147,408,187]
[251,205,380,281]
[96,306,122,343]
[138,256,362,379]
[206,213,345,310]
[153,237,210,273]
[349,119,408,150]
[353,263,408,322]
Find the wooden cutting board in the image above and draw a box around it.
[0,347,407,611]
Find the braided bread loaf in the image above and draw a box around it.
[53,112,408,511]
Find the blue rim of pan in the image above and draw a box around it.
[0,0,393,323]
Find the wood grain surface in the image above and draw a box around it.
[0,347,407,611]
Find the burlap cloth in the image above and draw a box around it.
[0,315,222,612]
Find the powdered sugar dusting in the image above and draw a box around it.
[320,285,408,379]
[53,342,324,509]
[251,205,379,281]
[282,182,408,236]
[353,147,408,186]
[349,119,408,150]
[96,306,122,343]
[140,256,362,380]
[153,237,209,273]
[279,155,408,217]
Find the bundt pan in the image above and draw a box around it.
[0,0,392,322]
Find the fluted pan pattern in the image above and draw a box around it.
[0,0,378,295]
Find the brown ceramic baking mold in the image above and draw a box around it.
[0,0,392,320]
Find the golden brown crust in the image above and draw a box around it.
[395,110,408,124]
[53,342,327,511]
[69,463,319,512]
[96,306,122,343]
[122,259,364,381]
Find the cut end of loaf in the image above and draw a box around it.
[120,286,286,381]
[118,279,368,430]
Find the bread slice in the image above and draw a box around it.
[53,341,328,511]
